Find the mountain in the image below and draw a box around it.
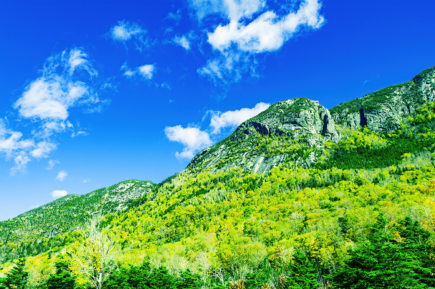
[0,66,434,288]
[331,66,435,131]
[0,180,155,261]
[189,98,338,173]
[189,66,435,173]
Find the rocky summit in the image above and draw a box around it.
[189,67,435,174]
[331,67,435,132]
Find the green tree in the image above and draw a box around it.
[2,258,28,289]
[331,215,434,288]
[286,250,319,289]
[44,261,76,289]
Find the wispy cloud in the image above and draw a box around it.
[0,48,106,173]
[15,48,102,128]
[122,63,155,80]
[30,141,57,158]
[47,160,60,170]
[173,34,192,51]
[173,35,191,51]
[110,20,149,51]
[189,0,325,85]
[56,170,68,181]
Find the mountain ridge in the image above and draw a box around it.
[188,66,434,173]
[0,66,434,288]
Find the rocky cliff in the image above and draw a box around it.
[189,98,338,173]
[188,66,435,173]
[330,67,435,132]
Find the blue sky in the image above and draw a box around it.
[0,0,434,220]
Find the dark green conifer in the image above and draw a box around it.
[3,258,28,289]
[45,261,76,289]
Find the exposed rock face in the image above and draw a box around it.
[235,98,339,141]
[189,66,434,174]
[189,98,337,173]
[330,67,435,132]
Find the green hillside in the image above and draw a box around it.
[0,180,156,262]
[0,67,434,289]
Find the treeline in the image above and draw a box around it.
[1,216,433,289]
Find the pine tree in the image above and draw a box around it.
[331,215,434,288]
[286,250,319,289]
[45,261,76,289]
[3,258,28,289]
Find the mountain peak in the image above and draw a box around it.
[189,97,337,173]
[330,66,435,131]
[238,97,338,141]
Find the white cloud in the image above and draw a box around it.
[164,101,270,159]
[165,125,212,159]
[56,170,68,181]
[173,35,191,51]
[111,21,145,41]
[138,65,155,79]
[67,49,98,76]
[122,64,155,80]
[210,102,270,134]
[208,0,324,53]
[47,159,60,170]
[191,0,325,84]
[51,190,68,199]
[0,48,104,172]
[30,141,56,158]
[0,125,34,156]
[15,48,100,124]
[11,152,31,175]
[109,21,149,51]
[189,0,265,22]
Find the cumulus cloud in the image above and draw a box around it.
[208,0,324,53]
[210,102,270,134]
[164,125,212,159]
[190,0,325,84]
[51,190,68,199]
[122,64,155,80]
[56,170,68,181]
[165,102,269,159]
[0,48,104,173]
[15,48,101,125]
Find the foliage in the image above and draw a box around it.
[0,77,434,288]
[106,262,203,289]
[43,261,76,289]
[0,259,28,289]
[330,215,435,288]
[0,180,155,262]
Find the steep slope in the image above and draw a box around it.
[189,98,338,173]
[330,66,435,131]
[0,179,155,262]
[189,67,434,174]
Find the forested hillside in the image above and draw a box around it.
[0,67,434,289]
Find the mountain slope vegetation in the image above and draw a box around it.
[0,66,434,288]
